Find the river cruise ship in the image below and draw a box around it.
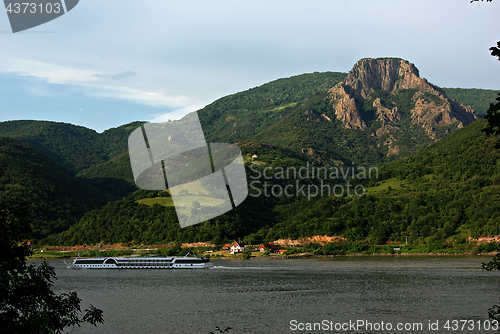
[70,255,211,269]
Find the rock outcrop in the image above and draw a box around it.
[373,98,402,124]
[326,58,477,153]
[327,58,477,133]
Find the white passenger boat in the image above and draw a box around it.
[70,255,212,269]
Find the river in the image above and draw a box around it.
[40,255,500,334]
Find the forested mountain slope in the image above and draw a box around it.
[269,119,500,244]
[0,137,108,238]
[46,118,500,246]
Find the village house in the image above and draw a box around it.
[260,242,279,253]
[222,243,231,251]
[229,241,246,254]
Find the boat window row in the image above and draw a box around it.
[117,259,173,264]
[74,259,106,264]
[117,262,172,267]
[174,259,208,264]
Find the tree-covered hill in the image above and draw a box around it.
[0,120,144,174]
[199,71,347,142]
[44,189,278,246]
[0,120,102,173]
[46,118,500,247]
[75,151,136,199]
[268,118,500,244]
[198,60,482,168]
[2,67,499,245]
[0,71,494,202]
[0,120,144,199]
[0,137,109,238]
[443,87,499,117]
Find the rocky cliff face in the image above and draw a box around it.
[327,58,476,132]
[326,58,477,155]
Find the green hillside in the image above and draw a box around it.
[46,119,500,247]
[1,74,491,202]
[0,137,108,238]
[443,87,499,117]
[75,152,136,199]
[44,191,278,246]
[268,119,500,244]
[0,120,104,173]
[198,70,482,167]
[201,86,457,166]
[0,120,144,174]
[2,69,499,246]
[0,120,143,198]
[199,71,347,142]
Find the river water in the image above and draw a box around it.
[40,256,499,334]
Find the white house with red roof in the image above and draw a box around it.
[229,241,246,254]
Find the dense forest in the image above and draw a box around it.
[0,120,142,199]
[45,119,500,247]
[443,87,499,117]
[0,138,108,238]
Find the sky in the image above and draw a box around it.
[0,0,499,133]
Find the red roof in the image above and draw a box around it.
[231,241,245,247]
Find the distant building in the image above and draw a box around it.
[260,242,279,253]
[252,154,258,159]
[230,241,246,254]
[222,243,231,251]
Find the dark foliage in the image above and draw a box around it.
[0,186,104,333]
[0,137,108,238]
[483,41,500,138]
[0,120,142,199]
[482,253,500,322]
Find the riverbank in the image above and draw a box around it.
[28,247,498,260]
[33,234,500,259]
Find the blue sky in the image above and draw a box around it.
[1,0,499,132]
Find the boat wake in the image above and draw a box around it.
[210,265,270,270]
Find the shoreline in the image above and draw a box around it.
[231,251,498,260]
[29,250,498,260]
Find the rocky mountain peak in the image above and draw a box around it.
[327,58,477,135]
[344,58,429,98]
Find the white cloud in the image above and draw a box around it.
[2,59,96,84]
[0,58,194,108]
[149,106,201,123]
[90,86,193,108]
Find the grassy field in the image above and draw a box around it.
[137,180,227,214]
[365,178,409,194]
[137,197,174,206]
